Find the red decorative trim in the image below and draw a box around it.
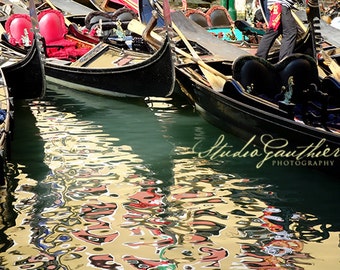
[185,9,209,27]
[206,5,234,27]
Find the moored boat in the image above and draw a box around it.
[4,6,175,98]
[42,9,174,97]
[0,0,46,100]
[175,53,340,174]
[138,0,340,77]
[44,34,175,97]
[0,68,13,185]
[134,1,340,174]
[0,37,46,99]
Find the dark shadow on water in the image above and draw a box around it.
[46,86,191,183]
[1,99,50,252]
[10,100,50,181]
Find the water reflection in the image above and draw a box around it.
[0,86,339,269]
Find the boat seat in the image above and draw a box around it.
[85,8,137,35]
[322,76,340,109]
[276,54,320,103]
[234,20,265,44]
[231,54,339,127]
[232,54,320,103]
[185,9,209,28]
[320,76,340,129]
[85,10,115,31]
[232,55,281,100]
[5,14,33,46]
[112,7,137,23]
[206,6,234,27]
[38,9,89,59]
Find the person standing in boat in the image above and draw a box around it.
[255,0,297,61]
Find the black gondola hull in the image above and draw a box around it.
[176,62,340,174]
[45,37,175,98]
[1,38,46,99]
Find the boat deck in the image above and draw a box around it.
[171,11,248,63]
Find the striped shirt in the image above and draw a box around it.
[267,0,295,8]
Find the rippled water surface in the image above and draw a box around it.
[0,85,339,269]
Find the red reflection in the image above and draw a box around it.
[73,203,119,245]
[123,255,173,269]
[73,229,118,245]
[200,247,229,267]
[89,254,121,269]
[128,188,163,209]
[239,205,308,269]
[15,253,57,269]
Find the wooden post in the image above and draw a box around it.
[220,0,228,9]
[228,0,237,20]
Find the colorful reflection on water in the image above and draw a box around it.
[0,87,339,269]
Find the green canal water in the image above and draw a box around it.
[0,84,339,269]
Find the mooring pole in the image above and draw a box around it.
[228,0,237,20]
[220,0,228,9]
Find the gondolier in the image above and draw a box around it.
[255,0,297,61]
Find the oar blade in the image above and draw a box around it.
[200,69,226,91]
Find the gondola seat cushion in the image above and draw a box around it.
[85,11,114,31]
[206,6,234,27]
[185,9,209,28]
[276,54,320,102]
[232,55,280,99]
[38,10,73,45]
[38,9,89,59]
[85,8,137,36]
[232,54,319,102]
[5,14,33,46]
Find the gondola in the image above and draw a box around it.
[0,68,13,185]
[170,7,340,174]
[138,0,339,77]
[175,54,339,172]
[44,34,175,98]
[0,37,46,99]
[134,3,340,173]
[41,8,174,98]
[0,1,46,100]
[4,6,175,98]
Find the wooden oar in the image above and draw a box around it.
[128,19,231,84]
[28,0,39,34]
[292,10,307,32]
[156,0,227,91]
[171,23,227,91]
[0,23,6,36]
[321,50,340,81]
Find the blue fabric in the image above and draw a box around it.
[0,110,7,124]
[207,28,244,41]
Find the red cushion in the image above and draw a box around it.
[37,9,91,59]
[5,14,33,45]
[38,9,68,43]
